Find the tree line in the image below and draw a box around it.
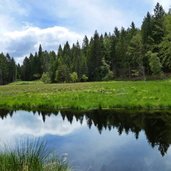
[1,3,171,84]
[0,53,16,85]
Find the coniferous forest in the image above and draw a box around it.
[1,3,171,85]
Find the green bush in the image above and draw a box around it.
[41,72,52,84]
[103,71,114,81]
[70,72,78,83]
[81,74,88,82]
[147,51,162,75]
[55,65,70,83]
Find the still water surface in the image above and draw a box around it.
[0,109,171,171]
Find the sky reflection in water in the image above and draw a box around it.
[0,110,171,171]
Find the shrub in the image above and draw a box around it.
[103,71,114,81]
[147,51,162,75]
[41,72,51,84]
[81,74,88,82]
[70,72,78,83]
[55,65,70,83]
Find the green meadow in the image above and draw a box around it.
[0,80,171,111]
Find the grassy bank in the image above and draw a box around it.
[0,139,71,171]
[0,80,171,111]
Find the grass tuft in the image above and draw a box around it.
[0,139,71,171]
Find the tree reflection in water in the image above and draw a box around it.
[1,109,171,156]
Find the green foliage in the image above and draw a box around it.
[41,72,51,84]
[127,32,146,78]
[55,65,70,83]
[0,53,16,85]
[71,41,86,79]
[141,12,153,49]
[88,31,105,81]
[159,14,171,72]
[102,71,114,81]
[81,74,88,82]
[0,139,71,171]
[151,3,165,47]
[147,51,162,75]
[70,72,78,83]
[97,58,112,80]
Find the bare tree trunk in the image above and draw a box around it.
[141,66,146,81]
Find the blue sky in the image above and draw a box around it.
[0,0,170,63]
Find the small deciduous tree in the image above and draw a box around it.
[103,71,114,81]
[70,72,78,83]
[81,74,88,82]
[147,51,162,75]
[41,72,51,83]
[55,65,70,83]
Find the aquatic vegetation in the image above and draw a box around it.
[0,139,71,171]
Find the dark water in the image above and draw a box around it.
[0,109,171,171]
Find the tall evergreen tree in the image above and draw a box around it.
[159,13,171,72]
[151,3,165,51]
[127,32,145,79]
[0,53,17,84]
[88,31,105,80]
[141,12,153,50]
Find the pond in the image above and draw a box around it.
[0,109,171,171]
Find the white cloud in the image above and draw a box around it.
[13,0,128,33]
[0,0,27,32]
[54,0,126,33]
[0,26,83,64]
[0,111,86,143]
